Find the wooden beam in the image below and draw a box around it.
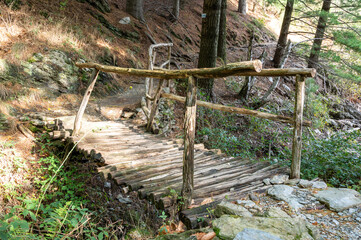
[236,68,316,77]
[181,76,197,209]
[75,60,263,79]
[161,93,312,127]
[290,75,306,179]
[73,70,100,136]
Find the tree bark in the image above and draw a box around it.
[197,0,222,98]
[291,75,305,179]
[181,76,197,209]
[217,0,227,62]
[238,32,255,100]
[238,0,247,15]
[172,0,180,20]
[273,0,294,68]
[126,0,145,22]
[307,0,332,69]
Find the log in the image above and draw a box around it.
[238,68,316,77]
[161,93,312,127]
[290,75,305,179]
[73,70,100,136]
[75,60,263,79]
[181,76,197,209]
[146,79,165,131]
[17,124,35,141]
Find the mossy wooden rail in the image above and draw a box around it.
[74,59,315,208]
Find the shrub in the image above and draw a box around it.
[301,130,361,189]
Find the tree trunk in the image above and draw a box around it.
[217,0,227,63]
[273,0,294,68]
[238,0,247,15]
[238,32,255,100]
[172,0,180,20]
[197,0,222,98]
[126,0,145,22]
[181,76,197,209]
[307,0,332,69]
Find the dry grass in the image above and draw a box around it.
[0,135,34,214]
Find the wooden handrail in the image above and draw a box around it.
[75,60,263,79]
[161,93,312,127]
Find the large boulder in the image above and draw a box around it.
[22,51,79,94]
[234,228,282,240]
[314,188,361,212]
[212,215,319,240]
[214,200,252,217]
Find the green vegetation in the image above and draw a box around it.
[301,130,361,189]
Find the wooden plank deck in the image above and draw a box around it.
[70,120,286,228]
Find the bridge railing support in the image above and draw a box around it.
[74,60,316,205]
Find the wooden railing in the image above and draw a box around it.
[73,44,315,207]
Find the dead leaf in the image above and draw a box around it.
[201,198,213,205]
[191,232,206,240]
[176,221,186,233]
[201,232,216,240]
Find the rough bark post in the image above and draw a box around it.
[238,0,247,15]
[172,0,180,20]
[307,0,332,69]
[167,46,172,87]
[217,0,227,62]
[181,76,197,209]
[290,75,305,179]
[126,0,145,22]
[197,0,222,98]
[273,0,294,68]
[73,70,100,136]
[146,79,165,132]
[238,32,254,100]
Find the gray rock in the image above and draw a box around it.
[212,215,319,240]
[268,185,303,211]
[116,194,132,204]
[215,200,252,217]
[22,50,79,94]
[265,207,290,218]
[270,174,289,184]
[314,188,361,212]
[30,119,45,127]
[268,185,294,200]
[119,17,131,24]
[104,182,111,188]
[285,179,300,186]
[263,178,271,185]
[236,200,256,208]
[311,181,327,189]
[299,179,313,188]
[233,228,282,240]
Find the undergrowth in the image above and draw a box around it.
[0,134,122,239]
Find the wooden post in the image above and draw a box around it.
[72,70,100,136]
[291,75,305,179]
[167,46,172,87]
[181,76,197,209]
[146,79,165,132]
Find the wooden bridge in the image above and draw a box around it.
[66,43,315,228]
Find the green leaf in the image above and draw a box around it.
[98,232,104,240]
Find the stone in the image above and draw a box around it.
[116,194,132,204]
[248,193,259,202]
[265,207,290,218]
[212,215,319,240]
[30,119,45,127]
[119,17,131,24]
[285,179,300,186]
[267,185,294,200]
[299,179,313,188]
[214,200,252,218]
[269,174,289,184]
[311,181,327,189]
[234,228,283,240]
[314,188,361,212]
[263,178,271,185]
[268,185,303,211]
[22,50,79,94]
[236,200,256,208]
[104,182,111,188]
